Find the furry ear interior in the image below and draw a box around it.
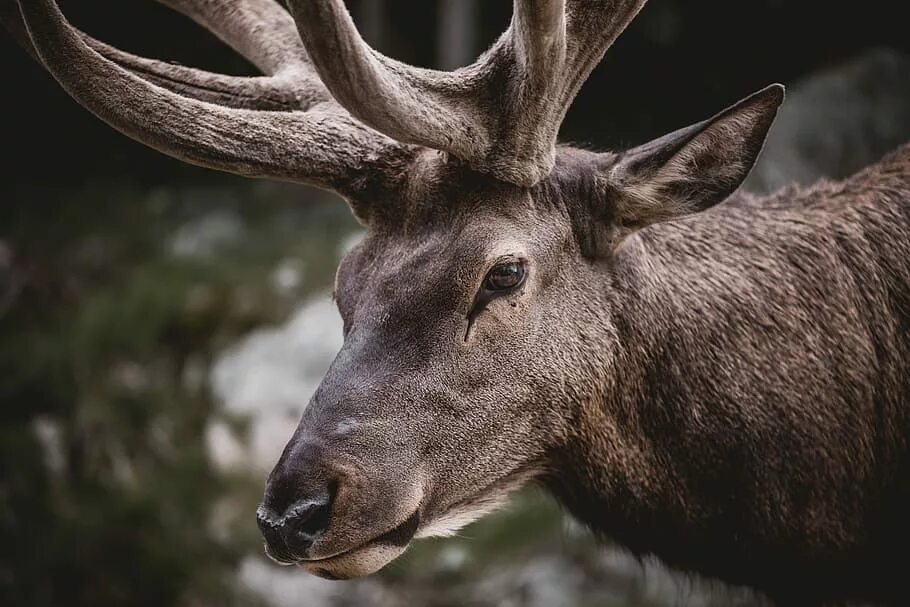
[605,84,784,239]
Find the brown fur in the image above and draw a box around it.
[547,143,910,605]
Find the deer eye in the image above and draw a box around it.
[484,261,526,291]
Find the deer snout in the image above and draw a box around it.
[258,397,427,578]
[257,440,339,563]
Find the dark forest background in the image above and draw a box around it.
[2,2,910,606]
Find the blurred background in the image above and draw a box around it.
[2,1,910,606]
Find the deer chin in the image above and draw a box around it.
[294,508,421,580]
[297,543,407,580]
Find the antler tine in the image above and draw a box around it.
[287,0,648,186]
[286,0,485,174]
[560,1,650,104]
[513,0,567,87]
[12,0,409,198]
[1,1,321,112]
[90,41,325,111]
[157,0,311,77]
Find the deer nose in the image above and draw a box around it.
[257,491,334,563]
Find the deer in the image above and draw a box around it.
[5,0,910,605]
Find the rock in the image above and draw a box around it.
[747,48,910,193]
[209,293,343,473]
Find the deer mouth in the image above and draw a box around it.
[292,508,421,580]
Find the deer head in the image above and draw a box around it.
[5,0,783,580]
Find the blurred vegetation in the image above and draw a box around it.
[0,182,358,606]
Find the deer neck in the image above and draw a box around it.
[545,228,740,557]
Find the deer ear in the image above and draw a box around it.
[605,84,784,238]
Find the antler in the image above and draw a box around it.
[3,0,411,199]
[4,0,647,197]
[287,0,648,185]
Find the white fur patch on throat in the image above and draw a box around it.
[414,469,541,539]
[414,494,511,538]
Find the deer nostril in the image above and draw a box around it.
[257,492,334,560]
[286,497,332,539]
